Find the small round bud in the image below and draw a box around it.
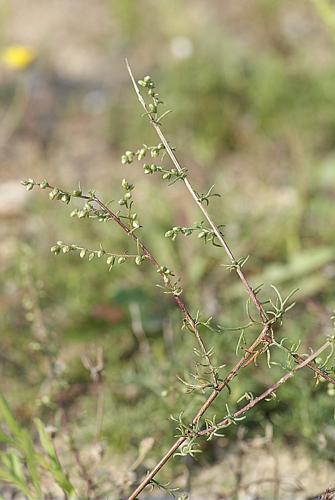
[49,188,59,200]
[61,193,71,204]
[117,257,126,264]
[51,245,60,255]
[40,180,48,189]
[79,249,86,258]
[72,189,82,197]
[125,151,134,163]
[62,245,70,253]
[137,148,146,160]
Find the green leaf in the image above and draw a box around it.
[35,419,77,498]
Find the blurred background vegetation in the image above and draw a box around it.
[0,0,334,498]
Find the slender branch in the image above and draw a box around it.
[128,340,332,500]
[93,196,219,387]
[128,332,335,500]
[127,324,271,500]
[199,339,332,436]
[126,60,268,324]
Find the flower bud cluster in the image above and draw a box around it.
[50,241,147,271]
[164,222,219,244]
[157,265,174,284]
[143,164,187,184]
[21,179,83,205]
[121,143,164,165]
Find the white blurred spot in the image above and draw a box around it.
[170,36,193,60]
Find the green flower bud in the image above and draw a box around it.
[88,252,95,261]
[165,230,173,238]
[198,231,206,239]
[26,183,34,191]
[124,192,132,200]
[62,245,70,253]
[79,249,86,258]
[106,255,115,265]
[125,151,134,163]
[132,220,140,229]
[50,245,60,255]
[61,193,71,204]
[137,148,146,160]
[143,164,152,174]
[40,180,48,189]
[118,199,126,205]
[70,209,78,217]
[117,257,126,264]
[121,178,129,189]
[148,103,157,113]
[135,255,142,265]
[72,189,82,197]
[162,172,171,180]
[97,250,104,258]
[49,188,59,200]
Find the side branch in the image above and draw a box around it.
[128,338,334,500]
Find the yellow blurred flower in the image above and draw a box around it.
[1,45,35,70]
